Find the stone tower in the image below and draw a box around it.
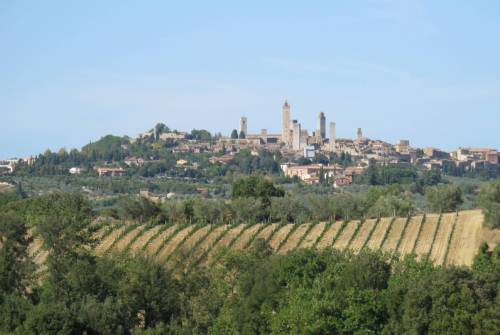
[292,120,301,151]
[317,112,326,139]
[357,128,363,141]
[329,122,336,151]
[282,100,291,146]
[240,116,247,136]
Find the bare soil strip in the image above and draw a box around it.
[156,226,194,261]
[268,224,293,250]
[93,224,111,241]
[95,225,126,255]
[34,248,48,265]
[365,217,392,250]
[333,221,359,250]
[381,218,407,252]
[414,214,440,258]
[397,215,423,257]
[446,210,483,266]
[205,224,245,260]
[350,219,377,252]
[280,223,311,253]
[192,225,228,259]
[214,225,245,248]
[300,222,327,249]
[176,225,212,257]
[28,237,43,259]
[255,223,278,242]
[316,222,342,249]
[129,225,161,254]
[113,225,144,252]
[429,213,456,265]
[232,224,263,250]
[145,225,178,255]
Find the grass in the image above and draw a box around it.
[153,224,185,258]
[345,219,366,250]
[264,223,285,246]
[411,214,426,254]
[443,213,459,266]
[99,221,126,243]
[394,215,412,254]
[162,224,204,266]
[379,217,397,249]
[242,223,267,250]
[331,220,349,248]
[173,224,217,272]
[426,213,443,260]
[311,221,333,249]
[191,224,232,268]
[361,217,380,251]
[209,223,253,266]
[141,223,173,253]
[122,222,156,254]
[104,223,141,254]
[296,221,318,249]
[276,223,301,253]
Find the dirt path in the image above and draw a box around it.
[381,218,407,252]
[365,218,392,250]
[129,225,161,254]
[349,219,377,252]
[414,214,440,258]
[280,223,311,254]
[232,224,263,250]
[446,210,483,266]
[428,213,456,265]
[333,221,359,250]
[300,222,327,249]
[396,215,423,257]
[268,224,293,250]
[316,222,342,249]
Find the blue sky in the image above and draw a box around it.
[1,0,499,159]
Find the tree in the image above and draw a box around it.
[368,195,413,217]
[231,175,284,200]
[425,185,463,212]
[238,131,246,139]
[117,256,180,329]
[29,193,98,302]
[478,180,500,228]
[191,129,212,141]
[421,169,442,186]
[230,129,239,139]
[0,211,33,295]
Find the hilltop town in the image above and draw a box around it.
[2,101,498,192]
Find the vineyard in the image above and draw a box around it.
[29,209,498,269]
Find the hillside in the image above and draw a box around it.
[29,209,499,269]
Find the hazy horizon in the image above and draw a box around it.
[2,1,500,159]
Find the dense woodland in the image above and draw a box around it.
[1,128,500,333]
[0,176,499,334]
[0,191,498,334]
